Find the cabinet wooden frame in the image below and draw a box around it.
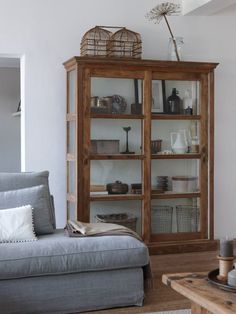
[64,57,218,254]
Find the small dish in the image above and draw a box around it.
[208,269,236,292]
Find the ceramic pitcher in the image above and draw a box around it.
[171,130,188,154]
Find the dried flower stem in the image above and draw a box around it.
[145,2,181,61]
[163,15,180,61]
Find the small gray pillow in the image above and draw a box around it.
[0,185,54,235]
[0,171,55,228]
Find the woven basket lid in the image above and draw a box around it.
[110,27,141,42]
[81,26,112,41]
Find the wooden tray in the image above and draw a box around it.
[208,269,236,292]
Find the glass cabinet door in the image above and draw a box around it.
[88,76,145,236]
[150,78,205,241]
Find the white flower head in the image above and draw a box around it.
[146,2,181,24]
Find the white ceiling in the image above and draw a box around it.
[182,0,236,15]
[0,57,20,68]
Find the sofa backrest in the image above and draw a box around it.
[0,171,56,228]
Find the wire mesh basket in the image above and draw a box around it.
[107,27,142,58]
[95,213,137,231]
[176,205,200,232]
[80,26,112,56]
[151,206,173,234]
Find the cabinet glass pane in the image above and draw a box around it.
[67,160,76,195]
[67,121,76,154]
[67,201,76,220]
[91,78,143,115]
[151,120,200,154]
[90,160,141,188]
[152,80,200,115]
[151,198,200,234]
[90,120,142,154]
[68,70,76,113]
[90,200,142,236]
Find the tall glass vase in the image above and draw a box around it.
[168,37,184,61]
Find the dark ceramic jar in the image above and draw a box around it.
[106,181,129,194]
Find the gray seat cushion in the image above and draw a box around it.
[0,230,149,280]
[0,171,55,228]
[0,185,54,235]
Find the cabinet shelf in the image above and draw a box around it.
[90,153,201,160]
[91,113,201,120]
[67,193,76,202]
[90,194,143,201]
[151,192,201,199]
[152,153,201,159]
[152,114,201,120]
[90,154,144,160]
[67,153,76,161]
[91,113,144,119]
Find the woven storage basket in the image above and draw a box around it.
[96,213,137,231]
[107,27,142,58]
[80,26,112,56]
[151,205,173,234]
[176,205,199,232]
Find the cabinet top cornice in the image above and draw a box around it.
[63,56,219,72]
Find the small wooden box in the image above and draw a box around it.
[91,140,120,154]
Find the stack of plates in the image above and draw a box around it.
[156,176,169,192]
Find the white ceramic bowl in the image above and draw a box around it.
[228,264,236,287]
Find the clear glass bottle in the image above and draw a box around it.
[168,37,184,61]
[183,89,193,115]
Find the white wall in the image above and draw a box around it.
[0,67,20,172]
[0,0,235,238]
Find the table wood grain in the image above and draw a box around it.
[162,272,236,314]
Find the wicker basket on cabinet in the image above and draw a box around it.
[107,27,142,58]
[80,26,112,57]
[96,213,137,231]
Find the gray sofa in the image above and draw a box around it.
[0,171,149,314]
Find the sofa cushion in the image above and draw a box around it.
[0,185,54,235]
[0,171,55,228]
[0,229,149,280]
[0,205,37,243]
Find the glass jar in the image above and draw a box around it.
[191,136,199,153]
[168,37,184,61]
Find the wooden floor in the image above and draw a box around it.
[83,250,219,314]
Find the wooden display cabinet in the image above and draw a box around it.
[64,57,218,254]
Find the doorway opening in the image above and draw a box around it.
[0,56,22,172]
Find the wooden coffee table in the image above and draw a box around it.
[162,272,236,314]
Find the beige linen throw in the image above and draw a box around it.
[64,220,153,290]
[65,219,142,241]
